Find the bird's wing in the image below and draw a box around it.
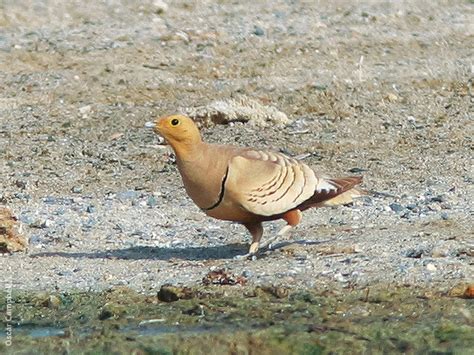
[224,150,339,216]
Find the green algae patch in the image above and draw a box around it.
[1,285,473,354]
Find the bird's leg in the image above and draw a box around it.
[260,209,301,250]
[258,224,293,250]
[248,222,264,254]
[233,222,263,260]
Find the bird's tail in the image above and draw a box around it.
[299,176,365,210]
[320,186,365,206]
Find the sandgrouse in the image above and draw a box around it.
[148,115,364,258]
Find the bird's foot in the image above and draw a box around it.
[233,242,260,260]
[233,252,257,261]
[259,224,293,251]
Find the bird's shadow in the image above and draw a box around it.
[30,240,325,261]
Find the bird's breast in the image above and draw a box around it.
[176,155,228,211]
[204,198,259,223]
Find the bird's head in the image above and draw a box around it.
[148,114,202,151]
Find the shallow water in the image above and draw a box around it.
[1,284,473,354]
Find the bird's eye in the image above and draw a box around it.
[171,118,180,126]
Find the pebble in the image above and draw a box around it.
[147,195,158,207]
[14,192,30,200]
[440,212,449,220]
[53,208,66,216]
[28,235,42,245]
[348,167,366,173]
[334,272,346,282]
[82,218,96,230]
[43,295,62,309]
[153,0,168,14]
[428,204,442,212]
[19,214,34,224]
[116,190,140,201]
[431,244,449,258]
[30,219,51,229]
[78,105,92,117]
[71,186,82,194]
[389,203,404,213]
[242,270,253,278]
[386,93,398,102]
[430,195,445,203]
[253,26,265,36]
[15,180,27,189]
[405,248,425,258]
[400,211,411,219]
[426,263,437,272]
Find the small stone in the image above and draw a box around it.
[183,304,205,316]
[348,167,366,174]
[82,218,96,230]
[400,211,411,219]
[431,244,449,258]
[99,303,126,320]
[53,208,66,216]
[389,203,404,213]
[86,205,95,213]
[79,105,92,117]
[116,190,140,201]
[153,0,168,14]
[29,219,42,228]
[43,196,59,204]
[46,295,62,308]
[71,186,82,194]
[386,93,398,102]
[334,273,346,282]
[157,284,194,302]
[253,26,265,36]
[147,195,158,207]
[242,270,253,278]
[41,219,54,228]
[189,213,204,221]
[311,83,327,91]
[426,263,437,272]
[428,204,442,212]
[405,248,425,258]
[430,195,445,203]
[440,212,449,220]
[257,286,289,298]
[15,180,27,189]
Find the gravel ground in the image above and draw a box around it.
[0,0,473,293]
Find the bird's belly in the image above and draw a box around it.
[204,200,257,223]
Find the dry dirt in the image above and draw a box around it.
[0,0,473,293]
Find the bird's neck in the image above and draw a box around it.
[168,139,203,162]
[173,142,226,210]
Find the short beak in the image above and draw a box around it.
[145,120,165,144]
[144,121,155,129]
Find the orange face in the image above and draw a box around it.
[154,115,201,147]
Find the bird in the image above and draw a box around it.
[147,114,364,258]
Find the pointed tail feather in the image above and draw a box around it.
[298,176,364,210]
[320,186,365,206]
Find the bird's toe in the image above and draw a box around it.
[233,252,258,261]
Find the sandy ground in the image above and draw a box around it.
[0,0,473,293]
